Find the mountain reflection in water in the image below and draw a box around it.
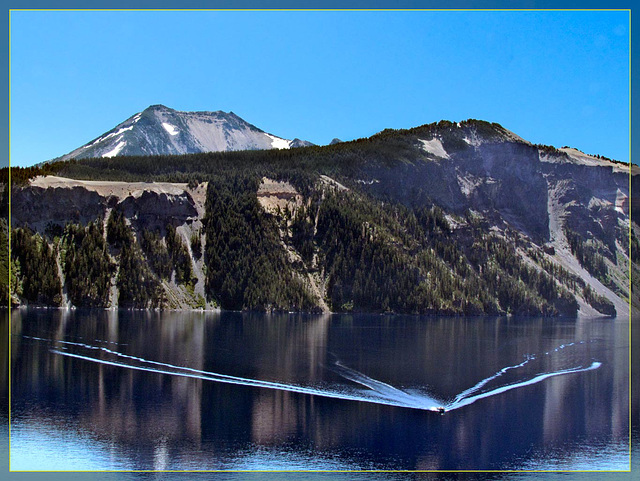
[8,309,630,471]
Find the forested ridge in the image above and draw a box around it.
[4,118,633,316]
[8,170,618,316]
[5,120,505,186]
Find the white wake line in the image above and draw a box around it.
[451,341,589,405]
[49,350,442,412]
[52,339,423,408]
[40,336,602,414]
[451,356,532,405]
[446,362,602,411]
[47,337,438,409]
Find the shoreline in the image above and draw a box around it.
[4,304,622,320]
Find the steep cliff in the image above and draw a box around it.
[12,177,208,309]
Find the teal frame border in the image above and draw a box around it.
[2,2,637,481]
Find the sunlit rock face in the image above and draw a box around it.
[52,104,313,162]
[11,176,203,233]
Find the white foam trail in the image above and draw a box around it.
[54,339,444,410]
[446,362,602,411]
[330,360,442,410]
[33,336,601,414]
[50,349,441,411]
[451,356,533,405]
[450,341,594,406]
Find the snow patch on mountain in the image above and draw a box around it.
[266,133,291,150]
[162,122,179,136]
[90,125,134,147]
[103,141,126,158]
[463,136,478,147]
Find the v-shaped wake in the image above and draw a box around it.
[27,336,601,413]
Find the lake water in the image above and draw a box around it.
[6,309,631,472]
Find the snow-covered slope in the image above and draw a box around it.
[54,104,313,161]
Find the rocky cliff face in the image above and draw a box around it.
[12,176,208,309]
[350,121,634,316]
[12,176,205,231]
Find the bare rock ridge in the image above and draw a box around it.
[53,104,314,162]
[361,121,631,246]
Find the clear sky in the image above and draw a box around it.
[10,9,630,167]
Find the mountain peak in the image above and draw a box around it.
[145,104,172,112]
[52,107,314,162]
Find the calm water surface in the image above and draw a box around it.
[8,309,630,471]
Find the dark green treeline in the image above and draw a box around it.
[203,174,316,311]
[9,173,607,316]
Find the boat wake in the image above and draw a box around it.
[26,335,601,413]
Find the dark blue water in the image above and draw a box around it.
[6,309,631,472]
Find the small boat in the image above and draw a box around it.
[437,407,446,414]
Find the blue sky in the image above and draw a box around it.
[10,9,630,167]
